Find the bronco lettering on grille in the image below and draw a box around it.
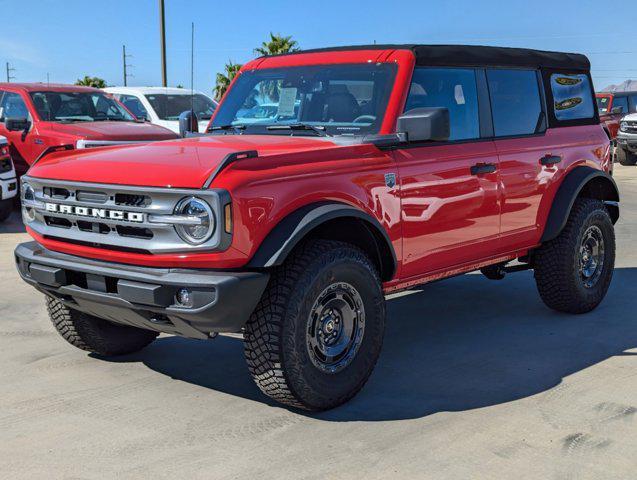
[44,203,144,223]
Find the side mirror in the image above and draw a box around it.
[397,107,450,142]
[178,110,199,138]
[5,117,30,132]
[611,106,624,114]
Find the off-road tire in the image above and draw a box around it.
[616,147,637,166]
[0,199,12,222]
[534,198,615,314]
[243,240,385,411]
[46,296,158,356]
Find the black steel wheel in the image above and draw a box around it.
[244,240,385,411]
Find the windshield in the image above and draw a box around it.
[145,93,216,121]
[212,63,397,135]
[30,91,134,122]
[596,95,611,115]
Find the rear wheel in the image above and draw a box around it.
[46,297,158,356]
[534,198,615,314]
[616,147,637,166]
[243,240,385,411]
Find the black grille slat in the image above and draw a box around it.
[115,193,151,207]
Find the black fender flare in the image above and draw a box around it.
[541,166,619,242]
[247,202,397,280]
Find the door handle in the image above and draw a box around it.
[540,155,562,166]
[470,163,497,175]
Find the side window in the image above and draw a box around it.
[612,96,629,114]
[630,95,637,113]
[0,91,29,122]
[118,94,148,119]
[405,68,479,141]
[487,69,543,137]
[549,73,594,121]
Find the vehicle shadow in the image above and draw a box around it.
[0,208,26,234]
[100,268,637,422]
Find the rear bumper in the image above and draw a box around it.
[15,242,269,339]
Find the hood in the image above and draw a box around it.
[28,134,345,189]
[621,113,637,122]
[46,121,178,141]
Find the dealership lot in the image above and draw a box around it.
[0,166,636,479]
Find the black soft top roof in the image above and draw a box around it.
[284,44,590,71]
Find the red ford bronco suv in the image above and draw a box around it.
[15,45,618,411]
[0,83,177,177]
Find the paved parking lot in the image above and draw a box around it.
[1,166,637,480]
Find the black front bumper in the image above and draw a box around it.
[15,242,270,339]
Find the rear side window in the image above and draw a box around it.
[405,68,479,141]
[487,69,543,137]
[550,74,594,121]
[611,95,629,114]
[630,95,637,113]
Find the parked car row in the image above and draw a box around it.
[595,91,637,165]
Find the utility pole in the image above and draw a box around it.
[159,0,167,87]
[122,45,133,86]
[6,62,16,82]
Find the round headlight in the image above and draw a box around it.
[22,182,35,202]
[620,122,629,132]
[174,197,215,244]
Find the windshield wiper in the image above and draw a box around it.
[266,123,330,137]
[208,124,246,134]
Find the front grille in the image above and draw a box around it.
[624,121,637,133]
[115,193,151,207]
[22,177,230,254]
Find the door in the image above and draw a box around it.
[486,69,551,251]
[0,90,39,176]
[393,67,501,278]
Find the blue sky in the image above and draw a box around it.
[1,0,636,94]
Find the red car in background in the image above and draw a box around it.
[596,91,637,140]
[0,83,178,177]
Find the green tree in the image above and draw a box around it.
[254,33,300,57]
[214,61,242,101]
[74,76,107,88]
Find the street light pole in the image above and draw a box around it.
[159,0,167,87]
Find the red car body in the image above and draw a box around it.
[0,83,178,177]
[23,48,612,293]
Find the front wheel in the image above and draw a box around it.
[616,147,637,166]
[46,297,158,356]
[243,240,385,411]
[534,198,615,314]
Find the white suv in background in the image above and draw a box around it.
[0,135,17,222]
[616,113,637,166]
[104,87,217,134]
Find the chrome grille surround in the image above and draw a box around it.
[21,176,232,254]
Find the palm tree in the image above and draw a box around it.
[253,34,300,103]
[214,61,242,101]
[75,76,107,88]
[254,33,300,57]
